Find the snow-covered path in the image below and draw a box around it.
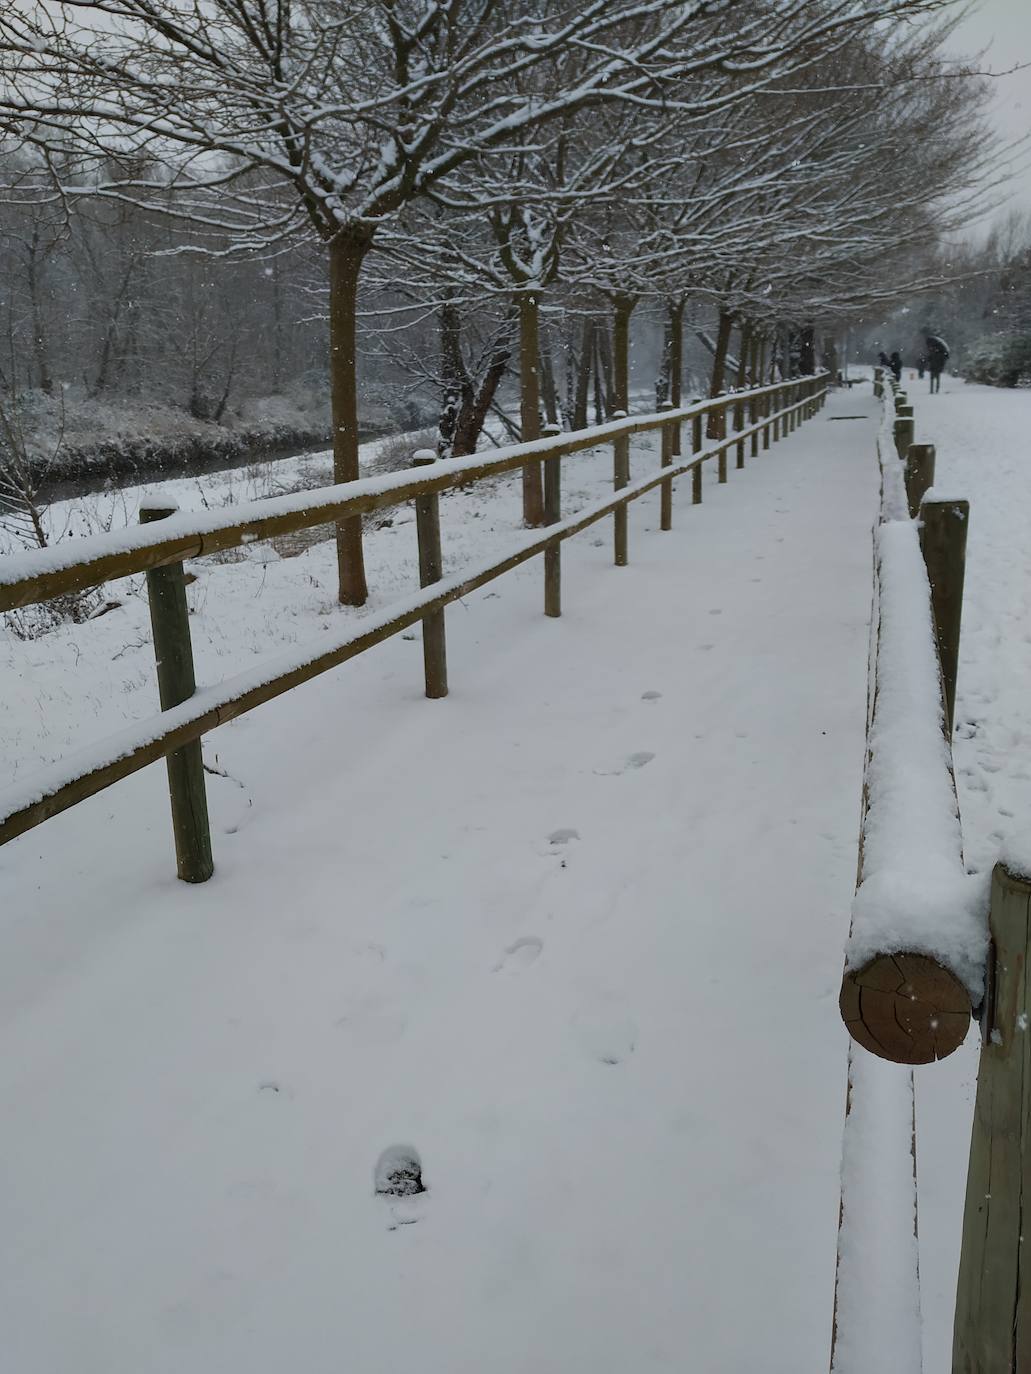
[0,392,880,1372]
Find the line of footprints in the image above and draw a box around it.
[372,693,658,1228]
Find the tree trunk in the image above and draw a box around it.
[707,309,733,438]
[453,335,511,457]
[539,325,560,427]
[592,328,605,425]
[655,312,673,409]
[519,289,544,526]
[573,317,593,430]
[669,297,685,454]
[436,297,465,459]
[26,237,53,396]
[329,230,372,606]
[799,323,816,376]
[736,322,751,389]
[597,323,615,411]
[611,295,635,414]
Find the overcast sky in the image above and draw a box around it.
[949,0,1031,222]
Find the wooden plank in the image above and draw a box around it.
[904,443,936,519]
[953,863,1031,1372]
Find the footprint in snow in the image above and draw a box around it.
[641,690,662,702]
[594,752,655,777]
[549,826,580,845]
[494,936,544,973]
[572,1005,638,1066]
[375,1144,428,1230]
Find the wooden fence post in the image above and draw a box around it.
[612,410,629,566]
[543,423,562,616]
[659,403,674,530]
[920,498,968,736]
[750,394,759,457]
[894,415,915,461]
[691,400,704,504]
[763,391,771,451]
[140,502,213,884]
[953,861,1031,1373]
[735,394,745,469]
[905,443,936,519]
[873,366,883,398]
[412,450,448,698]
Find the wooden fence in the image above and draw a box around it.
[833,368,1031,1372]
[0,374,826,882]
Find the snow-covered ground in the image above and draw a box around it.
[0,375,1023,1371]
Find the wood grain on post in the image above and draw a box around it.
[839,953,970,1064]
[542,424,562,616]
[659,405,674,530]
[905,443,936,519]
[412,451,448,698]
[920,498,968,736]
[140,504,213,884]
[611,409,630,566]
[953,862,1031,1372]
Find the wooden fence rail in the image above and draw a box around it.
[0,375,826,876]
[838,369,976,1065]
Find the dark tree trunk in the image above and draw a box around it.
[573,317,593,429]
[518,288,543,526]
[611,295,635,415]
[329,228,373,606]
[707,309,734,438]
[539,326,560,427]
[799,323,816,376]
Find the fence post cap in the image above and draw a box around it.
[542,422,562,434]
[412,449,437,466]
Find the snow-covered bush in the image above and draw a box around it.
[964,334,1031,388]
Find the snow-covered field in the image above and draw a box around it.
[0,376,1023,1370]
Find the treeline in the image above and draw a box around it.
[0,0,1004,586]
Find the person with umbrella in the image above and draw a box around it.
[926,335,950,393]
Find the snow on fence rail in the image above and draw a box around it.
[838,368,982,1065]
[831,368,980,1374]
[0,376,826,877]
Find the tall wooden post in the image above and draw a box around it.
[905,443,936,519]
[412,450,448,698]
[140,503,213,884]
[762,391,771,451]
[953,862,1031,1372]
[735,394,745,469]
[750,394,759,457]
[659,403,674,530]
[542,423,562,617]
[920,498,968,736]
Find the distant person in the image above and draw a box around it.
[878,351,891,370]
[889,351,902,382]
[926,335,949,394]
[917,355,927,379]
